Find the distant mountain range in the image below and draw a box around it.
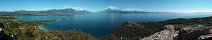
[0,8,91,14]
[99,8,150,13]
[0,8,154,14]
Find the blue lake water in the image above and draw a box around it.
[17,13,212,37]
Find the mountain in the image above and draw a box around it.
[3,8,91,14]
[100,8,149,13]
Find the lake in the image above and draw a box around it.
[17,12,212,37]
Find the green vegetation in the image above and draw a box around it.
[0,16,96,40]
[65,30,96,40]
[103,16,212,40]
[15,26,42,40]
[41,31,64,40]
[0,12,69,16]
[102,21,164,40]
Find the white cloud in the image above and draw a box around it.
[122,8,143,11]
[28,8,41,11]
[105,6,117,9]
[40,8,52,11]
[64,6,70,8]
[30,9,34,11]
[9,9,12,11]
[71,7,87,11]
[104,6,144,11]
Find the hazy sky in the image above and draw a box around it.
[1,0,212,12]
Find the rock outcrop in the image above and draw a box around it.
[178,25,210,40]
[142,25,178,40]
[142,25,212,40]
[199,34,212,40]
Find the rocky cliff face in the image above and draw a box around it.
[142,25,212,40]
[141,25,178,40]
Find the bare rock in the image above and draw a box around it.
[142,25,178,40]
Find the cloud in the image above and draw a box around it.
[104,6,143,11]
[30,9,34,11]
[9,9,12,11]
[122,8,143,11]
[105,6,117,9]
[40,8,52,11]
[71,7,87,11]
[64,6,70,8]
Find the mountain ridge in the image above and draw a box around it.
[0,8,91,14]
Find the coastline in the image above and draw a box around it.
[38,25,49,31]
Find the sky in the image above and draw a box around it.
[0,0,212,12]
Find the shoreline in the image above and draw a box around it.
[38,25,49,31]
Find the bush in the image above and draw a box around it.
[65,30,96,40]
[41,31,64,40]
